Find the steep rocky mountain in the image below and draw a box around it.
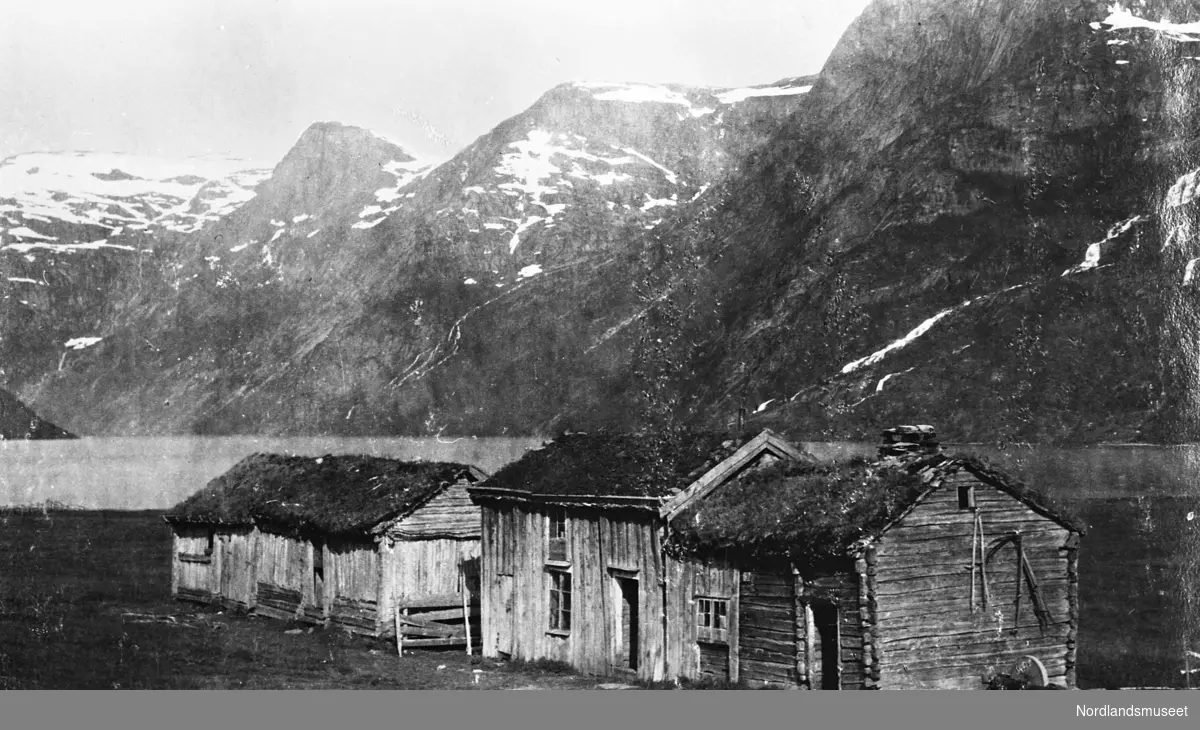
[23,0,1200,446]
[689,0,1200,444]
[20,79,814,436]
[0,152,270,384]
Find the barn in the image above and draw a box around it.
[667,425,1084,689]
[165,453,488,642]
[466,429,814,682]
[469,426,1082,689]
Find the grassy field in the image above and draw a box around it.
[0,509,630,690]
[0,504,1195,690]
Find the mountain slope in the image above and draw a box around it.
[23,79,814,436]
[26,0,1199,445]
[676,0,1200,444]
[0,152,270,386]
[0,387,74,439]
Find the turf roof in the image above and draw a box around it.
[668,451,1082,566]
[165,453,482,535]
[482,431,752,500]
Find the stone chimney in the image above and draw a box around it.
[878,424,940,459]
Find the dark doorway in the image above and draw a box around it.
[615,576,639,671]
[812,601,840,689]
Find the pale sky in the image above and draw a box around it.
[1,0,870,165]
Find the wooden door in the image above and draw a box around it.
[496,574,515,657]
[613,576,639,672]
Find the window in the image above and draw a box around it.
[548,569,572,633]
[547,509,568,563]
[697,597,729,644]
[204,527,215,556]
[958,485,976,510]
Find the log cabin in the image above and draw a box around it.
[466,429,815,682]
[667,425,1084,689]
[469,426,1083,689]
[165,453,488,641]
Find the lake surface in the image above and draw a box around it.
[0,435,545,510]
[2,435,1198,510]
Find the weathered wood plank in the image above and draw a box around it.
[400,637,473,647]
[875,575,1069,601]
[883,639,1070,669]
[876,595,1070,622]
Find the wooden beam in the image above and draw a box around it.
[661,431,810,521]
[397,623,463,639]
[400,637,471,648]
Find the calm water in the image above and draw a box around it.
[2,436,1198,510]
[0,435,545,510]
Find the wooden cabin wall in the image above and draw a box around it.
[393,483,482,539]
[479,504,511,659]
[326,538,380,634]
[255,530,314,621]
[479,503,665,681]
[738,570,800,688]
[391,538,479,602]
[872,475,1076,689]
[172,526,216,602]
[216,527,258,611]
[379,537,481,637]
[663,554,739,683]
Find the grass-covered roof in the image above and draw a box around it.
[668,452,1082,566]
[165,453,482,535]
[481,431,751,500]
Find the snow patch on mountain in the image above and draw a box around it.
[1167,168,1200,208]
[5,226,57,241]
[1099,4,1200,41]
[1061,215,1145,276]
[375,158,432,203]
[621,148,677,185]
[0,152,269,237]
[840,284,1028,375]
[641,194,677,212]
[715,84,813,104]
[64,336,102,350]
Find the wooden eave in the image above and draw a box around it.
[467,484,662,511]
[659,429,810,521]
[162,514,254,528]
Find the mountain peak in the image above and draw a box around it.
[291,121,420,164]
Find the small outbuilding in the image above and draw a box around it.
[165,453,488,642]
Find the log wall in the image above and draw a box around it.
[872,473,1077,689]
[738,570,799,688]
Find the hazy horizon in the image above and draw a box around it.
[2,0,869,166]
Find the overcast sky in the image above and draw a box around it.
[1,0,870,165]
